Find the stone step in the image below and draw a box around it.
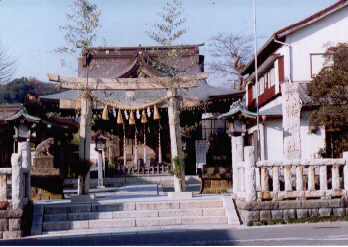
[43,208,226,222]
[42,224,232,237]
[42,216,228,232]
[43,199,224,215]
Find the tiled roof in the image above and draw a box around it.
[41,80,241,109]
[243,0,348,75]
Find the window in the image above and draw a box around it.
[252,85,256,99]
[269,67,275,87]
[260,76,265,94]
[201,119,228,140]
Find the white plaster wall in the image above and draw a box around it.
[286,6,348,82]
[259,96,282,112]
[300,111,326,159]
[264,119,283,160]
[269,6,348,83]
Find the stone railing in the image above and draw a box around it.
[0,168,11,201]
[0,153,31,210]
[233,147,348,202]
[233,146,257,201]
[255,156,348,201]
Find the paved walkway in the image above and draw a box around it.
[42,184,221,205]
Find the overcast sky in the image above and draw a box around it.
[0,0,337,87]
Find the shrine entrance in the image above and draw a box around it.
[47,45,208,195]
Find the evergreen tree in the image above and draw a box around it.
[307,43,348,157]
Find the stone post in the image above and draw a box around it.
[79,92,92,195]
[308,167,315,191]
[133,127,138,169]
[284,167,292,192]
[244,146,257,202]
[272,167,280,192]
[231,135,244,193]
[343,152,348,195]
[11,153,23,209]
[167,88,184,192]
[282,83,302,160]
[18,141,31,200]
[109,133,115,167]
[296,166,304,191]
[18,142,31,169]
[261,168,270,191]
[0,174,7,200]
[97,150,104,188]
[319,166,328,191]
[332,166,340,191]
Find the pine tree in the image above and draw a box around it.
[307,43,348,157]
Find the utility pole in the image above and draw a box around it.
[253,0,260,160]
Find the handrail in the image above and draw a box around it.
[256,159,345,167]
[0,168,12,175]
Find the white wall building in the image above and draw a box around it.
[240,0,348,160]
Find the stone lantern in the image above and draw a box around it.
[4,105,41,202]
[5,105,41,169]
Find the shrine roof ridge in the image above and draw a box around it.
[85,43,204,52]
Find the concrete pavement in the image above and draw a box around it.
[4,221,348,245]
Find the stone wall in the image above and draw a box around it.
[0,202,33,240]
[236,199,348,225]
[0,209,23,240]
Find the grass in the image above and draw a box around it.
[248,215,348,226]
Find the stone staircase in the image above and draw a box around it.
[34,197,233,235]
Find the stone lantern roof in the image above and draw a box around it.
[4,105,41,123]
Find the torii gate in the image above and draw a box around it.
[47,72,208,195]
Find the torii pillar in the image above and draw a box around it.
[78,91,92,195]
[167,88,185,192]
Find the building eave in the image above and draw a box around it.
[242,0,348,76]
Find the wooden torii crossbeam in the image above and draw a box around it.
[47,73,208,90]
[47,72,209,194]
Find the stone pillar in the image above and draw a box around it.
[296,166,304,192]
[18,141,31,200]
[308,167,315,191]
[79,92,92,195]
[0,174,7,200]
[109,133,115,166]
[282,83,302,160]
[18,142,31,169]
[332,166,340,191]
[11,153,23,209]
[231,135,244,193]
[134,128,138,169]
[343,152,348,194]
[319,166,328,191]
[244,146,257,202]
[97,151,104,188]
[167,88,184,192]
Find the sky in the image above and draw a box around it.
[0,0,337,87]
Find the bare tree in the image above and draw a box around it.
[56,0,101,196]
[57,0,101,56]
[208,33,253,90]
[0,45,15,83]
[147,0,187,46]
